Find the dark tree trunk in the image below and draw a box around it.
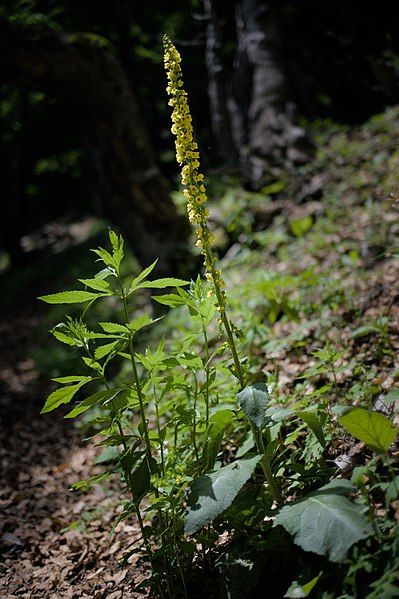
[203,0,237,165]
[0,17,189,275]
[232,0,314,189]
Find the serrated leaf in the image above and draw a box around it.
[184,455,261,535]
[51,330,78,346]
[237,383,270,430]
[94,340,122,360]
[129,260,158,292]
[202,410,234,470]
[128,314,158,334]
[64,388,122,418]
[274,479,373,563]
[108,229,124,268]
[41,379,91,413]
[136,277,189,290]
[92,247,115,268]
[152,293,186,307]
[338,408,397,453]
[39,290,105,304]
[99,322,129,334]
[297,409,325,447]
[52,376,92,384]
[78,278,112,292]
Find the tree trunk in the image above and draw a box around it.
[0,17,189,275]
[203,0,237,165]
[233,0,313,189]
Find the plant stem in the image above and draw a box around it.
[119,281,155,475]
[204,250,282,502]
[201,323,210,427]
[253,424,283,504]
[83,344,155,562]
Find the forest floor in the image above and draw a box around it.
[1,108,399,598]
[0,299,147,597]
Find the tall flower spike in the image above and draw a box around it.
[163,34,226,309]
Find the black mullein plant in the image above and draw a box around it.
[163,34,282,504]
[38,34,397,599]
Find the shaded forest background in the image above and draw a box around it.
[1,0,399,274]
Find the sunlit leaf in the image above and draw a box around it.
[338,408,397,453]
[39,290,106,304]
[185,455,261,535]
[274,479,373,563]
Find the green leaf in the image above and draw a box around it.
[383,388,399,403]
[152,293,186,307]
[64,388,122,419]
[72,471,111,491]
[41,379,91,413]
[92,247,115,268]
[237,383,270,430]
[136,277,189,290]
[338,408,397,453]
[129,456,156,499]
[184,455,261,535]
[284,573,322,598]
[99,322,129,334]
[78,278,112,292]
[94,340,122,360]
[39,290,105,304]
[202,410,234,470]
[108,229,124,268]
[52,330,78,346]
[52,376,92,384]
[128,314,159,334]
[129,260,158,291]
[274,479,373,563]
[289,216,313,238]
[236,431,255,458]
[297,409,325,447]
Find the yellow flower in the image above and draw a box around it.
[163,34,226,307]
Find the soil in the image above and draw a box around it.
[0,301,148,598]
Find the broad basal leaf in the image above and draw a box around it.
[237,383,270,430]
[274,479,373,563]
[39,290,106,304]
[338,408,397,453]
[184,455,261,535]
[41,378,92,413]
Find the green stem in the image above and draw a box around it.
[119,276,174,594]
[84,343,155,561]
[204,248,245,388]
[201,323,210,427]
[204,250,282,503]
[119,280,155,475]
[192,373,199,461]
[253,424,283,504]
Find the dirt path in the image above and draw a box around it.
[0,303,147,598]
